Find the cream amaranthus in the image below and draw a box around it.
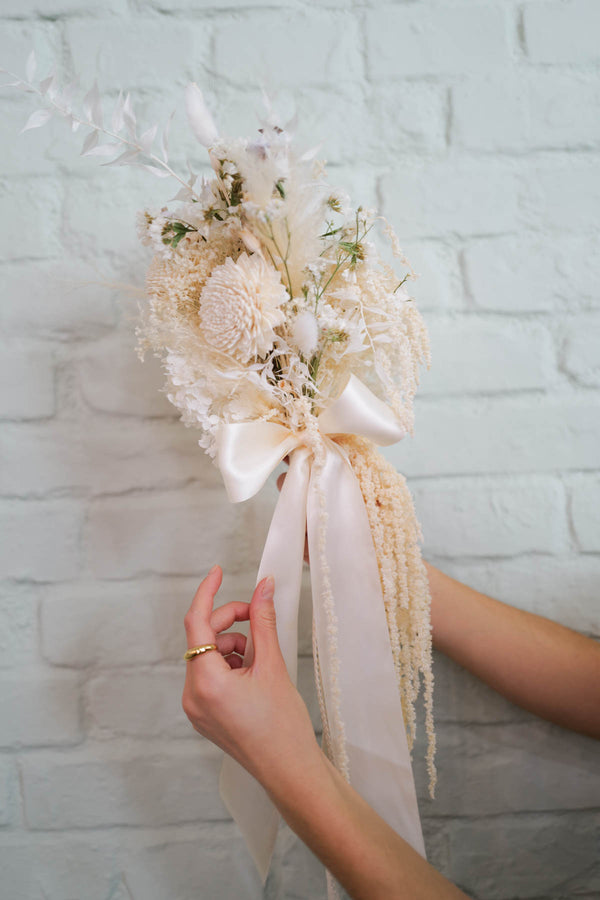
[339,435,436,795]
[5,59,437,807]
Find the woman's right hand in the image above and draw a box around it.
[181,565,320,787]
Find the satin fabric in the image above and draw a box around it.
[216,374,426,885]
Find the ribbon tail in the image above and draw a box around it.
[307,442,426,858]
[219,447,311,884]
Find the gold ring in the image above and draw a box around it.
[183,643,218,661]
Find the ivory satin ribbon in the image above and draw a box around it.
[217,374,426,884]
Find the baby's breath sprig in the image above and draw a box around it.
[313,206,373,312]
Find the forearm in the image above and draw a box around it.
[425,562,600,739]
[258,746,468,900]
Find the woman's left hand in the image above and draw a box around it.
[181,565,321,788]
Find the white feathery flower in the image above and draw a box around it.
[185,83,219,148]
[199,252,287,362]
[291,309,319,358]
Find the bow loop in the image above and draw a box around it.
[318,374,406,446]
[216,375,405,504]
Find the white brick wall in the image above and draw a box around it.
[1,2,599,898]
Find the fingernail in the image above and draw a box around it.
[261,575,274,599]
[208,564,219,576]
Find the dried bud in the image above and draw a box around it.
[291,310,319,358]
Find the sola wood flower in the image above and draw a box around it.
[198,252,287,362]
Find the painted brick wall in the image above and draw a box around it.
[1,1,599,898]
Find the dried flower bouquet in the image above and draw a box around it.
[3,54,436,890]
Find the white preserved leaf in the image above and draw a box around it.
[170,186,194,201]
[80,130,99,155]
[139,123,157,154]
[59,79,79,111]
[122,93,136,137]
[161,110,174,163]
[186,160,198,185]
[82,81,102,127]
[283,109,298,135]
[142,164,171,178]
[184,82,218,147]
[26,49,36,83]
[111,90,125,133]
[82,82,95,120]
[299,144,322,162]
[39,71,55,96]
[101,148,140,166]
[260,87,274,118]
[71,117,80,132]
[83,141,122,157]
[20,108,52,133]
[46,74,59,102]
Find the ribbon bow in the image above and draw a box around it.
[217,374,425,885]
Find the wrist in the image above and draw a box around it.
[257,734,330,808]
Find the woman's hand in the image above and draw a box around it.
[182,566,469,899]
[181,565,320,788]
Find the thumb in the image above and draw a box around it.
[249,576,284,669]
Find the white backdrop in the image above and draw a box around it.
[1,1,599,898]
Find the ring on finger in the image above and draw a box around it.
[183,643,218,661]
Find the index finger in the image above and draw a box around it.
[184,565,227,669]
